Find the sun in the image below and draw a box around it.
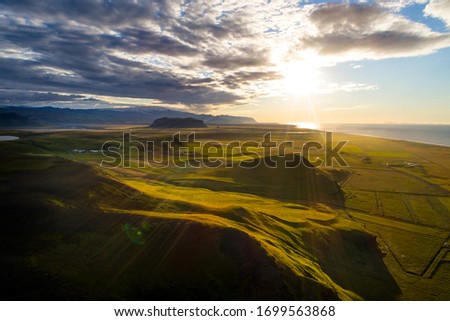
[280,61,320,96]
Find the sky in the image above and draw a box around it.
[0,0,449,124]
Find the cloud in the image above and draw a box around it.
[377,0,428,12]
[0,1,449,110]
[0,1,243,107]
[0,0,175,27]
[424,0,450,27]
[0,91,91,104]
[295,3,450,61]
[203,48,272,70]
[222,71,282,89]
[103,28,199,56]
[323,82,379,93]
[0,55,241,106]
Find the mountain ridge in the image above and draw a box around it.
[0,106,256,128]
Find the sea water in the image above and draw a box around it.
[319,124,450,147]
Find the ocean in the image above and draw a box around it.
[319,124,450,147]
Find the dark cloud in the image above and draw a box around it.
[231,71,282,82]
[309,3,384,33]
[0,2,269,106]
[181,13,254,41]
[187,77,216,85]
[0,91,89,103]
[0,0,174,27]
[300,3,450,59]
[0,55,240,106]
[203,48,271,69]
[222,71,282,89]
[0,1,243,107]
[102,28,199,56]
[303,31,450,57]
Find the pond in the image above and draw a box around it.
[0,136,20,141]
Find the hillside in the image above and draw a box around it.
[0,152,373,300]
[167,155,344,207]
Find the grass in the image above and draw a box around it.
[375,226,445,275]
[0,125,449,300]
[345,189,378,214]
[378,192,412,221]
[344,168,447,195]
[406,196,450,228]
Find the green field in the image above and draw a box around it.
[0,126,449,300]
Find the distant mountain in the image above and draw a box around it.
[0,112,40,127]
[0,106,256,128]
[150,117,207,128]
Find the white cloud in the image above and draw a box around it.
[424,0,450,27]
[377,0,428,12]
[322,82,379,93]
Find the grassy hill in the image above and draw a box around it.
[0,126,448,300]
